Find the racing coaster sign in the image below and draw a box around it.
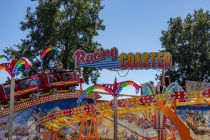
[74,47,172,69]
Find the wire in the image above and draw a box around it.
[117,70,129,77]
[106,68,130,77]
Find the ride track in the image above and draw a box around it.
[36,90,210,140]
[0,90,101,117]
[0,83,209,140]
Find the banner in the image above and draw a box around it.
[74,47,172,70]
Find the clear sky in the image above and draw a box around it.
[0,0,209,99]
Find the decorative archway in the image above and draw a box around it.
[142,82,155,95]
[12,57,32,75]
[77,80,141,104]
[165,82,183,95]
[77,84,115,104]
[115,80,141,94]
[40,47,61,59]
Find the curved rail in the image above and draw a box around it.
[0,90,101,117]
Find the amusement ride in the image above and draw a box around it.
[0,47,209,140]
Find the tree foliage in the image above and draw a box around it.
[160,9,210,86]
[4,0,105,84]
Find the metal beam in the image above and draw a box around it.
[8,76,15,140]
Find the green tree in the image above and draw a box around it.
[160,9,210,86]
[4,0,105,84]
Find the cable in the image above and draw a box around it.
[105,68,130,77]
[117,70,129,77]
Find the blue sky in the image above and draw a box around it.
[0,0,209,99]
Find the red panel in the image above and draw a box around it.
[202,88,210,97]
[84,104,96,112]
[171,91,185,99]
[63,108,73,116]
[139,95,153,104]
[48,113,56,120]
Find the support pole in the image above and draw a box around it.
[161,69,165,86]
[8,76,15,140]
[79,68,83,91]
[113,78,118,140]
[158,129,161,140]
[161,129,165,140]
[114,95,118,140]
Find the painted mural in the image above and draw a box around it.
[1,99,210,139]
[0,99,93,140]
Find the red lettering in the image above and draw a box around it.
[74,50,85,67]
[85,54,93,63]
[99,48,104,60]
[93,52,100,61]
[110,47,118,61]
[103,49,110,59]
[75,47,119,67]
